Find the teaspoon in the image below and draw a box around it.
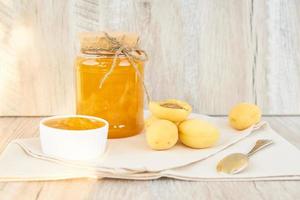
[216,139,273,174]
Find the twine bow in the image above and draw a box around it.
[88,32,150,103]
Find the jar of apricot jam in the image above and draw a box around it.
[76,32,146,138]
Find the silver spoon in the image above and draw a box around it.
[216,139,273,174]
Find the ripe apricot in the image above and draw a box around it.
[229,103,261,130]
[146,120,178,150]
[179,119,220,149]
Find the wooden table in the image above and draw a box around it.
[0,117,299,200]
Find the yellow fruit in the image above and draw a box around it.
[144,115,160,128]
[179,119,220,149]
[146,120,178,150]
[149,99,192,122]
[229,103,261,130]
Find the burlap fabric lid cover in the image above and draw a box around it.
[80,32,140,53]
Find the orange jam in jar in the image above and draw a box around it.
[76,32,146,138]
[44,117,105,130]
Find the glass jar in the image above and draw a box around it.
[76,53,144,138]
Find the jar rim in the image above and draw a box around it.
[80,49,147,58]
[79,52,128,59]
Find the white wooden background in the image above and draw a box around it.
[0,0,299,116]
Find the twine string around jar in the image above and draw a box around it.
[97,32,151,103]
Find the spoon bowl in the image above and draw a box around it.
[216,153,249,174]
[216,139,273,175]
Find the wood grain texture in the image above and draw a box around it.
[0,0,300,115]
[0,116,299,200]
[256,0,300,114]
[0,0,76,116]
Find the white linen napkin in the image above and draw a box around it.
[4,113,264,172]
[0,113,300,181]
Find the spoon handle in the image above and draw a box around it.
[247,139,273,157]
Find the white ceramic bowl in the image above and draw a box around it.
[40,115,108,161]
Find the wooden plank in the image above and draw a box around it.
[0,0,76,116]
[256,0,300,114]
[0,116,299,199]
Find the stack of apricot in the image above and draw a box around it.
[145,99,261,150]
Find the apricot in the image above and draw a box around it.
[229,103,261,130]
[179,119,220,149]
[149,99,192,122]
[146,119,178,150]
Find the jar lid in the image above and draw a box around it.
[80,32,140,53]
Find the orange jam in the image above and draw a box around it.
[44,117,105,130]
[76,56,144,138]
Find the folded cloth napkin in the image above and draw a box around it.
[0,113,300,181]
[12,113,264,173]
